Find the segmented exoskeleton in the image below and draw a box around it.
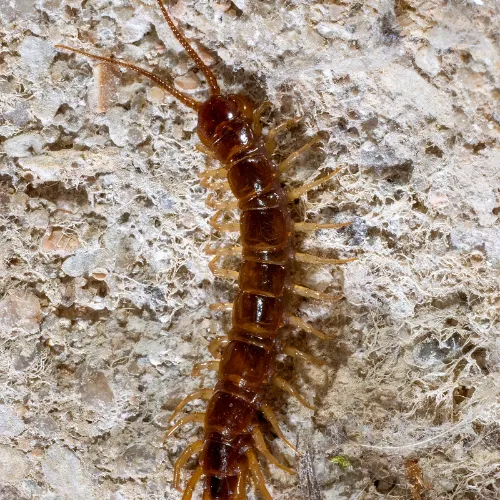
[57,2,356,498]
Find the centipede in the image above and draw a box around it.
[56,1,356,498]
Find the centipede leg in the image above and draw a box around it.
[235,465,249,500]
[200,176,231,191]
[173,440,204,490]
[246,450,272,500]
[260,403,300,455]
[209,255,239,281]
[192,360,220,376]
[206,193,238,210]
[208,336,230,358]
[287,314,331,340]
[288,165,344,201]
[196,143,218,160]
[253,101,272,136]
[294,221,352,232]
[209,211,239,232]
[198,166,227,179]
[181,465,204,500]
[282,345,326,367]
[273,376,316,410]
[265,116,302,154]
[168,388,214,424]
[252,426,296,474]
[205,245,242,257]
[295,252,357,265]
[279,134,323,173]
[164,412,205,439]
[293,283,342,302]
[209,302,233,312]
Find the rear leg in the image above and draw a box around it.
[235,466,249,500]
[253,101,272,136]
[288,165,344,201]
[209,302,233,312]
[208,255,239,280]
[206,193,238,210]
[209,211,239,232]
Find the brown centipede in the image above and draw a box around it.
[56,1,356,498]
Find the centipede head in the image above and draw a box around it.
[197,94,255,147]
[56,1,258,150]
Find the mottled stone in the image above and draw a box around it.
[0,445,28,483]
[0,293,41,336]
[3,133,45,158]
[42,445,95,500]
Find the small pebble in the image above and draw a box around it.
[174,71,201,91]
[91,268,109,281]
[149,86,166,104]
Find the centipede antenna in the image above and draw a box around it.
[55,44,201,110]
[155,0,221,95]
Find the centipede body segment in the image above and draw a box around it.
[56,2,355,498]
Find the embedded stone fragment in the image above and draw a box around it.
[61,249,114,278]
[3,133,45,158]
[0,292,41,335]
[0,405,25,437]
[42,445,95,500]
[18,36,56,79]
[41,229,81,256]
[79,370,114,410]
[0,445,28,483]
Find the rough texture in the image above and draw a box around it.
[0,1,499,499]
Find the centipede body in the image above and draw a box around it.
[56,2,356,499]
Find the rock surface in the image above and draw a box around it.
[0,1,499,499]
